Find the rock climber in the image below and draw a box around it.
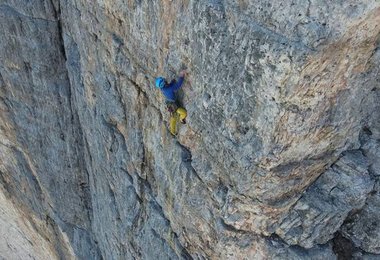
[155,70,187,124]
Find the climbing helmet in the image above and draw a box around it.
[155,77,166,89]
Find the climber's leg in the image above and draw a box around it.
[169,114,178,136]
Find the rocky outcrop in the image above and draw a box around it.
[0,0,380,259]
[275,151,374,248]
[341,137,380,254]
[342,180,380,254]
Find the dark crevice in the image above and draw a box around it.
[332,232,356,260]
[150,228,193,260]
[50,0,94,230]
[55,4,67,61]
[127,240,141,259]
[176,141,204,184]
[50,0,67,62]
[128,78,149,178]
[0,71,5,88]
[108,184,122,222]
[0,170,13,201]
[120,167,134,186]
[120,168,144,204]
[40,215,80,259]
[359,126,374,147]
[66,91,100,258]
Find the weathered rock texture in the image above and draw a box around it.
[0,0,379,259]
[341,137,380,254]
[0,187,72,260]
[275,151,374,248]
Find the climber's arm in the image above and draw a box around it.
[171,76,184,91]
[171,70,187,91]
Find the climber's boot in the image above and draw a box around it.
[176,107,187,124]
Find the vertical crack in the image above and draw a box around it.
[306,0,311,17]
[51,0,67,61]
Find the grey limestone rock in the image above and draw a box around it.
[341,180,380,254]
[0,0,380,259]
[275,151,374,248]
[340,137,380,254]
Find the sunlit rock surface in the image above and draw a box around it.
[0,0,379,259]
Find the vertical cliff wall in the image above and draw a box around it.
[0,0,379,259]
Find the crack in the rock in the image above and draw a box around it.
[176,141,204,185]
[0,4,57,22]
[103,77,192,258]
[51,1,67,61]
[108,184,122,222]
[50,1,93,225]
[151,228,193,260]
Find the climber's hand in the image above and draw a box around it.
[179,70,187,77]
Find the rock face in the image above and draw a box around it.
[341,138,380,254]
[275,151,374,248]
[0,0,379,259]
[0,188,72,260]
[342,180,380,254]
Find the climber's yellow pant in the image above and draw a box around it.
[169,107,187,136]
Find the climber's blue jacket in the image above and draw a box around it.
[161,77,184,102]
